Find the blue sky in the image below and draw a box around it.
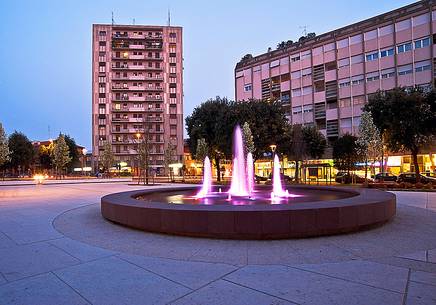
[0,0,413,149]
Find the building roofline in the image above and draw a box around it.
[92,23,182,29]
[235,0,433,71]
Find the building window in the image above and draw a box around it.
[397,42,412,53]
[244,84,252,92]
[351,75,364,85]
[415,60,431,72]
[381,68,396,79]
[339,79,350,88]
[290,55,300,62]
[365,52,378,61]
[291,88,301,97]
[398,64,413,75]
[292,106,302,115]
[339,98,351,108]
[380,48,394,57]
[99,31,106,36]
[414,37,431,49]
[303,105,313,113]
[366,73,380,82]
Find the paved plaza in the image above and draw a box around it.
[0,182,435,305]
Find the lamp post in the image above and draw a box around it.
[82,148,87,176]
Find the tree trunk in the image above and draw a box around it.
[412,149,420,183]
[294,160,300,183]
[364,158,368,186]
[215,157,221,182]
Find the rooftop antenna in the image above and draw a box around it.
[48,125,51,140]
[133,18,135,25]
[111,11,115,25]
[167,8,171,26]
[299,25,308,36]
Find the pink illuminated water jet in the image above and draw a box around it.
[272,154,289,197]
[247,152,254,195]
[196,156,212,198]
[228,125,249,197]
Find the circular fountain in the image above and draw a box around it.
[101,125,396,239]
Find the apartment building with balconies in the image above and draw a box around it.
[235,1,436,141]
[92,24,183,173]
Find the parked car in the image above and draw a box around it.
[374,173,397,183]
[255,175,268,183]
[397,173,436,184]
[335,172,366,184]
[268,173,293,183]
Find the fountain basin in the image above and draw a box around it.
[101,186,396,240]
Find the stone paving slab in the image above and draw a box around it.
[119,253,238,289]
[406,281,436,304]
[54,256,191,305]
[0,273,89,305]
[49,237,118,262]
[293,260,409,293]
[0,242,80,281]
[171,279,294,305]
[225,264,404,305]
[410,270,436,287]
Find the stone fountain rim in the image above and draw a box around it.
[100,185,396,239]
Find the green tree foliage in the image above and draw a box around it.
[51,135,72,178]
[0,123,11,178]
[164,143,177,181]
[101,142,115,177]
[365,88,436,180]
[0,123,10,167]
[242,122,255,154]
[63,134,81,173]
[186,98,291,181]
[356,111,383,180]
[38,141,54,171]
[8,131,34,173]
[195,138,209,162]
[301,125,327,159]
[333,134,363,173]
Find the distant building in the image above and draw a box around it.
[235,0,436,175]
[92,24,184,174]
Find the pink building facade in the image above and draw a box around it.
[92,24,183,173]
[235,0,436,140]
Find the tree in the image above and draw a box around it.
[365,88,436,181]
[301,125,327,159]
[164,143,177,182]
[333,134,363,174]
[38,141,54,172]
[195,138,209,162]
[100,142,115,178]
[242,122,255,154]
[356,111,383,181]
[240,54,253,63]
[51,135,72,179]
[0,123,11,179]
[63,135,81,173]
[8,131,34,175]
[137,134,151,185]
[186,97,233,181]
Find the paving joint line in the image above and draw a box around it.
[287,263,406,295]
[165,264,245,304]
[401,268,412,305]
[222,278,301,305]
[116,255,194,291]
[51,271,93,305]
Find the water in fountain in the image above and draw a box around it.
[247,152,254,195]
[228,125,249,196]
[272,154,289,198]
[196,156,212,198]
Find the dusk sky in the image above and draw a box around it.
[0,0,412,150]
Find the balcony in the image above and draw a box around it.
[144,66,163,71]
[112,64,129,70]
[112,42,129,50]
[145,34,163,40]
[145,76,163,81]
[113,33,129,39]
[145,44,163,50]
[145,96,163,101]
[128,76,146,81]
[111,116,129,122]
[145,87,163,92]
[146,56,164,61]
[129,44,145,50]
